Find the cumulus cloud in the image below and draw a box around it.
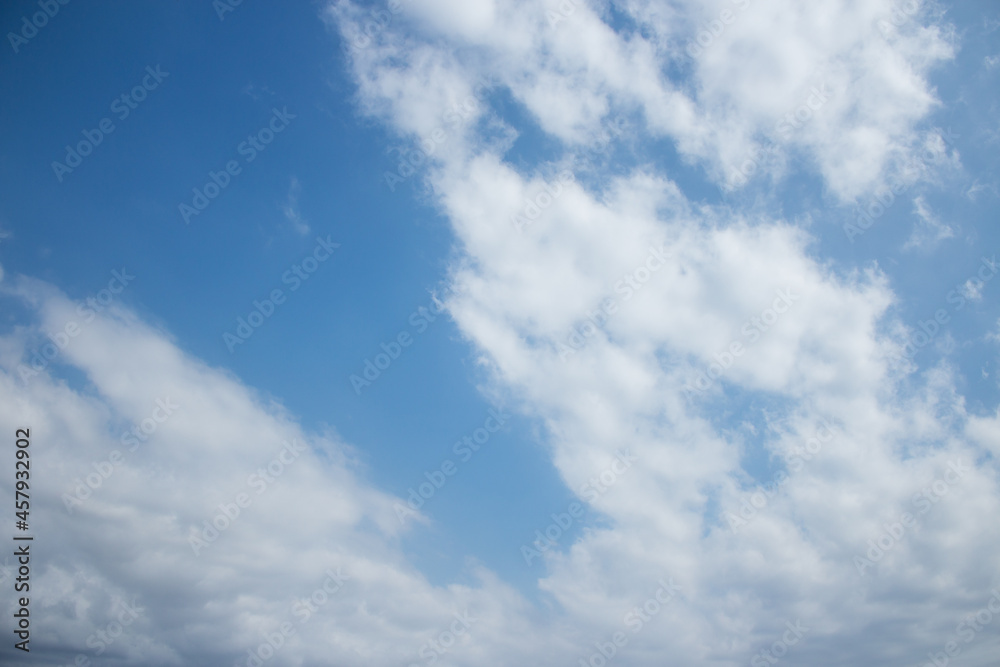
[331,0,956,201]
[0,277,572,666]
[322,0,1000,664]
[2,2,994,665]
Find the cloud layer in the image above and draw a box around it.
[1,1,997,665]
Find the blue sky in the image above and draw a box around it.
[1,0,576,593]
[1,1,999,665]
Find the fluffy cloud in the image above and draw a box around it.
[1,1,994,665]
[0,277,572,666]
[325,0,999,664]
[332,0,956,200]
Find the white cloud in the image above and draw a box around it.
[966,179,999,201]
[1,2,991,664]
[282,176,310,235]
[903,194,955,251]
[0,277,576,666]
[330,0,957,201]
[323,1,1000,664]
[962,277,985,301]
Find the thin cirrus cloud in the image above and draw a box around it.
[282,176,311,236]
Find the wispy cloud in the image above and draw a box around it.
[282,175,310,235]
[903,195,955,251]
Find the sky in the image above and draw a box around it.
[0,0,998,665]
